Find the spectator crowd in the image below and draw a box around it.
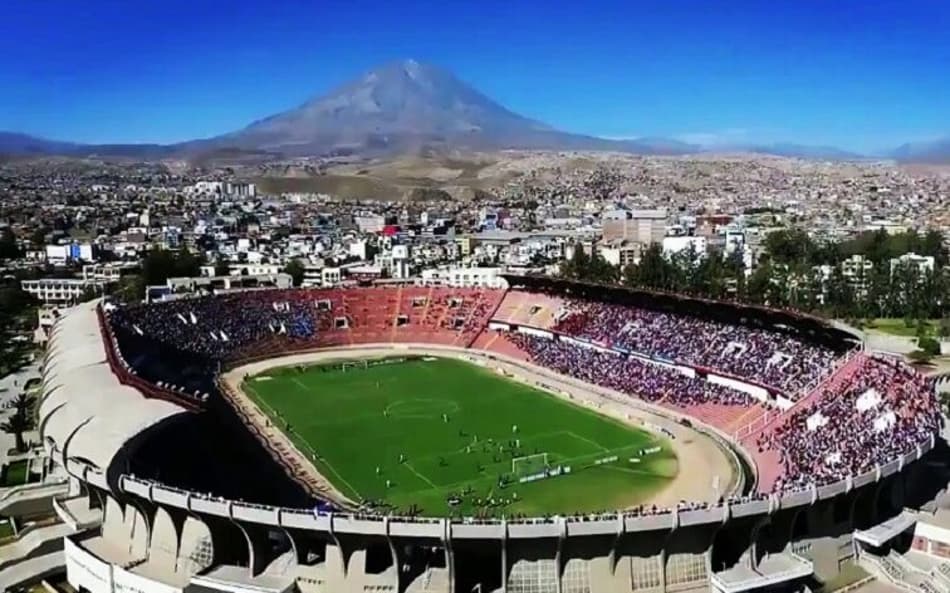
[509,332,755,408]
[552,299,839,396]
[761,355,942,491]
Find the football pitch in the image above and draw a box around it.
[243,356,677,517]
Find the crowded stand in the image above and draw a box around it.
[101,283,941,501]
[759,354,942,491]
[107,286,505,363]
[548,299,839,396]
[507,332,756,409]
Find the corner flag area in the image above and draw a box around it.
[243,356,677,517]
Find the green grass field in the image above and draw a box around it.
[243,356,677,517]
[866,318,939,338]
[0,459,32,487]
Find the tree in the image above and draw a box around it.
[918,336,941,357]
[921,229,949,268]
[907,349,934,366]
[284,259,306,287]
[625,244,674,290]
[0,393,35,453]
[825,265,855,317]
[583,251,619,284]
[112,275,146,303]
[763,229,817,266]
[78,284,102,303]
[30,227,48,247]
[745,261,773,304]
[214,258,231,278]
[142,247,204,286]
[559,245,589,281]
[0,229,20,260]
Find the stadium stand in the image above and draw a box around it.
[548,298,839,396]
[104,283,940,500]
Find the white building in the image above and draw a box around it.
[355,215,386,234]
[662,236,708,260]
[189,181,225,195]
[419,266,507,289]
[597,241,641,268]
[21,278,105,305]
[890,253,935,278]
[200,263,282,277]
[349,240,371,261]
[225,182,256,197]
[82,263,137,282]
[321,267,342,286]
[45,243,96,264]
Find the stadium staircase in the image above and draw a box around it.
[934,562,950,593]
[0,521,72,572]
[0,550,64,590]
[0,480,69,517]
[859,551,950,593]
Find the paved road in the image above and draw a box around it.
[0,360,40,410]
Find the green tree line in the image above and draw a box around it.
[560,228,949,325]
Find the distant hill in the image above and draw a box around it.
[0,132,78,155]
[743,143,864,160]
[892,138,950,164]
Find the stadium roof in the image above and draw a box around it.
[39,299,186,475]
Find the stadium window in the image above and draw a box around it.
[562,559,591,593]
[666,553,706,586]
[630,556,661,591]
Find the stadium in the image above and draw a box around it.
[39,276,946,593]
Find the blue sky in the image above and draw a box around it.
[1,0,947,152]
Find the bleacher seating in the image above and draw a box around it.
[100,284,941,499]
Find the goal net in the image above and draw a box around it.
[512,453,549,477]
[340,360,369,372]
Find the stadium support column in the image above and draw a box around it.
[659,543,668,593]
[609,512,624,577]
[384,517,401,592]
[501,518,509,593]
[442,519,455,593]
[556,516,566,593]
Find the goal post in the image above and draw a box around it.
[512,453,549,477]
[341,360,369,372]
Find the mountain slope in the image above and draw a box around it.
[0,132,78,155]
[744,143,864,160]
[215,60,693,155]
[892,137,950,163]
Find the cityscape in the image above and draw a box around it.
[0,2,949,593]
